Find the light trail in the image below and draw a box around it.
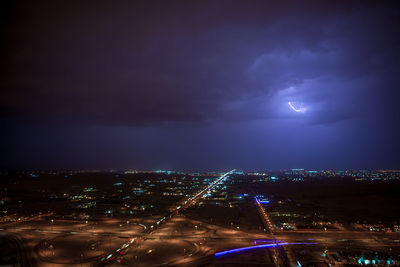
[214,242,317,257]
[99,170,236,266]
[254,196,283,266]
[254,197,274,234]
[184,170,235,206]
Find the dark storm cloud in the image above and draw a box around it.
[1,1,400,170]
[1,1,399,127]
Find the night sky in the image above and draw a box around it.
[1,1,399,171]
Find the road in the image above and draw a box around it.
[254,197,290,266]
[2,213,399,266]
[0,212,53,228]
[0,233,35,267]
[97,170,236,266]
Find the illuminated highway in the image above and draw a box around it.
[0,212,53,228]
[98,170,236,265]
[2,213,399,266]
[254,197,289,266]
[1,170,399,267]
[254,197,274,235]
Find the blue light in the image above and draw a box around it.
[215,243,280,257]
[214,242,316,257]
[254,197,269,204]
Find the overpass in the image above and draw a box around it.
[98,170,236,266]
[254,197,290,266]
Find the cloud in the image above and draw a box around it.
[0,1,399,127]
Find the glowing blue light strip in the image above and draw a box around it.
[214,242,316,257]
[215,243,280,257]
[254,197,269,205]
